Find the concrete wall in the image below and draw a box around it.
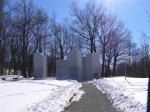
[56,59,69,80]
[82,57,87,81]
[91,53,101,79]
[33,53,47,79]
[67,48,83,81]
[83,53,101,81]
[56,49,101,81]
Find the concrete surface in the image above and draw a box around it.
[33,53,47,79]
[64,83,117,112]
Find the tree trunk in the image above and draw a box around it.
[60,45,64,59]
[21,29,27,77]
[93,38,96,53]
[0,0,4,34]
[90,38,94,53]
[113,56,117,76]
[1,28,6,75]
[106,61,111,77]
[101,45,106,77]
[13,54,17,75]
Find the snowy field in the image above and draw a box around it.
[93,77,148,112]
[0,77,82,112]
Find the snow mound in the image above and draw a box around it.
[93,77,148,112]
[0,79,83,112]
[0,75,23,81]
[22,83,82,112]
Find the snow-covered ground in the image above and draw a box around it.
[93,77,148,112]
[0,78,83,112]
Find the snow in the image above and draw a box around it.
[0,75,23,81]
[1,75,147,112]
[0,78,82,112]
[93,77,148,112]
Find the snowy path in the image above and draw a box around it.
[64,83,116,112]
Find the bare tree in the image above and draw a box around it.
[105,37,114,76]
[96,15,116,77]
[141,39,150,76]
[11,0,49,77]
[0,14,11,75]
[129,44,141,76]
[50,17,72,59]
[111,22,132,76]
[71,2,103,53]
[0,0,5,34]
[31,9,50,54]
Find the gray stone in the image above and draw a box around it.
[33,53,47,79]
[83,53,101,81]
[82,57,87,81]
[67,48,83,81]
[56,49,101,81]
[56,59,69,80]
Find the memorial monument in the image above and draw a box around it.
[56,48,101,81]
[33,52,47,79]
[32,48,101,81]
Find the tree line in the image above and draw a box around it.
[0,0,149,78]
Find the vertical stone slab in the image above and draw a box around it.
[33,53,47,79]
[85,53,101,81]
[91,53,101,79]
[67,48,83,81]
[82,57,87,81]
[56,59,69,80]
